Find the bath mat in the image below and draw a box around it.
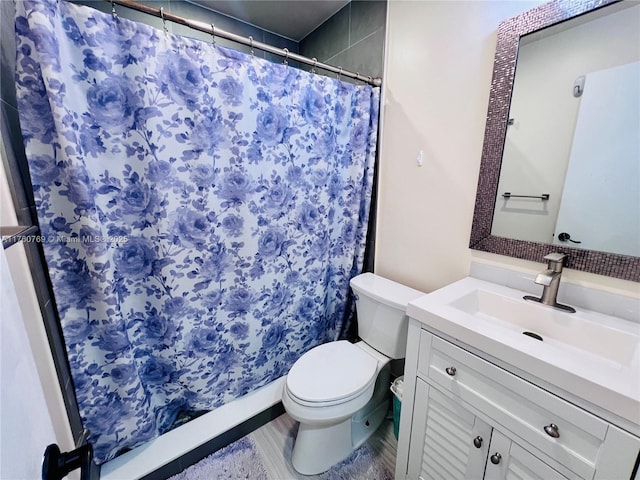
[169,436,392,479]
[168,436,268,480]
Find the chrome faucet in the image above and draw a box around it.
[523,253,576,313]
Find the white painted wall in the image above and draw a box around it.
[1,244,57,479]
[376,0,639,298]
[492,4,640,244]
[0,134,75,477]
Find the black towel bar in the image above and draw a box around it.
[502,192,550,201]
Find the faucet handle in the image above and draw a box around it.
[544,253,567,272]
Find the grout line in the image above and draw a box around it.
[325,27,384,65]
[348,2,352,48]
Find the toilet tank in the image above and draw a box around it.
[350,273,425,359]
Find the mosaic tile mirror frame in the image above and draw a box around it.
[469,0,640,282]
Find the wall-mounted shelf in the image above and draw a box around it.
[1,225,38,249]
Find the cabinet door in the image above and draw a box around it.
[483,429,569,480]
[407,379,492,480]
[595,424,640,480]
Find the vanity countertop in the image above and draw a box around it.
[407,277,640,431]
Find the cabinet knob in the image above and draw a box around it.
[544,423,560,438]
[445,366,457,376]
[490,453,502,465]
[473,436,483,448]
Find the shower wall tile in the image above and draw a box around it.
[263,32,298,52]
[23,242,52,305]
[2,100,35,213]
[300,0,386,83]
[62,374,84,439]
[2,0,34,216]
[300,4,350,63]
[43,299,69,385]
[329,28,385,79]
[350,0,387,45]
[1,0,17,109]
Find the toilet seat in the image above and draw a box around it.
[286,341,378,406]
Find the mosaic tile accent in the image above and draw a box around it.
[469,0,639,282]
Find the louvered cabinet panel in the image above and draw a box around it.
[407,379,492,480]
[483,429,569,480]
[399,326,640,480]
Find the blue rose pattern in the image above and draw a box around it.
[15,0,379,464]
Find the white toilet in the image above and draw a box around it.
[282,272,424,474]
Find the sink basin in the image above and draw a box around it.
[407,277,640,428]
[449,288,638,365]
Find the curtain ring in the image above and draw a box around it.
[368,75,373,85]
[110,0,118,18]
[283,48,289,66]
[211,24,215,45]
[337,66,343,80]
[249,35,254,56]
[160,7,168,33]
[311,57,317,74]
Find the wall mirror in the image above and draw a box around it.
[470,0,640,282]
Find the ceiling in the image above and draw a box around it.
[188,0,350,41]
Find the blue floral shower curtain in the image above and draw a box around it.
[14,0,379,463]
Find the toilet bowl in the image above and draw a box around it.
[282,273,424,475]
[282,341,391,475]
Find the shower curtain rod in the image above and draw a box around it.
[106,0,383,87]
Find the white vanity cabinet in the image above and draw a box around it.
[396,320,640,480]
[407,378,570,480]
[482,429,570,480]
[406,378,493,479]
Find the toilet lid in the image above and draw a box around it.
[286,341,378,404]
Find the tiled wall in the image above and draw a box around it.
[300,0,387,81]
[1,0,35,217]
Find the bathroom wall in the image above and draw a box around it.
[375,0,640,297]
[3,1,638,470]
[0,144,75,475]
[1,226,57,479]
[300,0,387,81]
